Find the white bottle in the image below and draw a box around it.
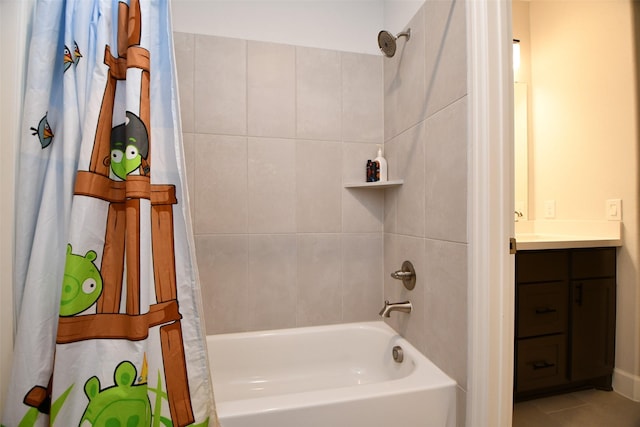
[374,145,387,182]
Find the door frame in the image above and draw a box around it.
[467,1,515,426]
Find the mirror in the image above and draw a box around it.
[514,82,528,220]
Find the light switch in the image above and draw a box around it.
[606,199,622,220]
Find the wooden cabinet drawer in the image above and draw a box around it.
[517,281,568,338]
[516,335,567,392]
[571,248,616,279]
[516,250,568,283]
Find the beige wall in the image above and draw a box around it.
[514,0,640,397]
[530,1,637,222]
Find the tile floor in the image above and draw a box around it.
[513,389,640,426]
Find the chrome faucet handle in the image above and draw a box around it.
[391,271,413,279]
[390,260,416,290]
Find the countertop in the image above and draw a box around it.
[514,220,622,251]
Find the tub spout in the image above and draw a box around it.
[379,300,412,318]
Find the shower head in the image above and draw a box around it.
[377,28,411,58]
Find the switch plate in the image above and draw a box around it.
[606,199,622,220]
[544,200,556,218]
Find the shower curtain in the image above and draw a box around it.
[3,0,218,426]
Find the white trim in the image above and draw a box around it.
[613,368,640,402]
[467,1,514,426]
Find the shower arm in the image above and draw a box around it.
[396,28,411,41]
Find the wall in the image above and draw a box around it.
[1,0,465,421]
[380,1,468,424]
[171,0,424,56]
[171,0,383,55]
[169,0,430,333]
[175,32,386,332]
[529,2,637,223]
[0,0,425,413]
[515,0,640,399]
[175,1,469,424]
[384,0,426,35]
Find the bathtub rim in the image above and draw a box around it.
[206,321,457,419]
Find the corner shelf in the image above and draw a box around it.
[344,179,403,189]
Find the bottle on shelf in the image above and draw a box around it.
[374,145,387,182]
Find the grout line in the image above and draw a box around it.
[543,402,590,415]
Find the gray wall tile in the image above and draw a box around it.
[296,46,342,141]
[297,234,343,326]
[424,98,468,243]
[296,140,342,232]
[195,35,247,135]
[248,41,296,138]
[193,134,248,234]
[342,233,383,323]
[196,235,249,334]
[248,234,298,330]
[248,137,297,233]
[424,0,467,117]
[424,238,468,387]
[342,52,384,143]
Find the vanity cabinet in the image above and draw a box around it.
[514,247,616,400]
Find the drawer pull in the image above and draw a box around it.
[535,307,557,315]
[575,283,584,306]
[532,361,555,370]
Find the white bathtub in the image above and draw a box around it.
[207,321,457,427]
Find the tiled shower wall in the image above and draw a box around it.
[175,0,468,423]
[381,1,468,423]
[174,32,387,334]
